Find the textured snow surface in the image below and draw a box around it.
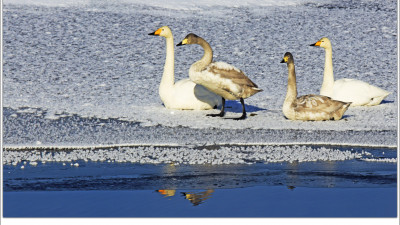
[3,0,320,9]
[2,0,398,153]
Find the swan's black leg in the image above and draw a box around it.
[207,98,225,117]
[233,98,246,120]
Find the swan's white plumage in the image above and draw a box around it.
[331,78,390,106]
[149,26,222,110]
[159,78,221,110]
[312,37,390,106]
[210,61,241,72]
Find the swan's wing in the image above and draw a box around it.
[294,94,345,113]
[206,62,259,89]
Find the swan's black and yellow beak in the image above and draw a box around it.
[281,56,288,63]
[310,41,321,46]
[176,38,188,46]
[148,28,162,36]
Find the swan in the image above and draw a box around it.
[176,33,262,120]
[310,37,390,106]
[281,52,351,121]
[148,26,222,110]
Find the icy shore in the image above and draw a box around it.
[2,0,398,149]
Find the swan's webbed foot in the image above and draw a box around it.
[207,97,225,118]
[233,113,247,120]
[206,112,225,117]
[225,112,246,120]
[226,98,247,120]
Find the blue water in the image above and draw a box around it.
[3,160,397,217]
[3,186,397,217]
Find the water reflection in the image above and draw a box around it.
[322,161,339,188]
[285,161,339,188]
[152,159,396,207]
[181,190,215,206]
[155,189,215,206]
[156,164,217,205]
[286,161,300,188]
[156,189,176,197]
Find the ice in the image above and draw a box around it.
[2,0,398,157]
[2,145,390,166]
[361,158,397,163]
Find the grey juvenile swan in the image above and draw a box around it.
[177,33,262,120]
[281,52,351,121]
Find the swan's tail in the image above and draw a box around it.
[333,101,351,120]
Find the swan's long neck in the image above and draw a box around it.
[192,38,213,72]
[160,36,175,89]
[320,47,334,96]
[285,62,297,103]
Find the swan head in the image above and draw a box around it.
[176,33,201,46]
[280,52,294,64]
[310,37,332,49]
[148,26,173,38]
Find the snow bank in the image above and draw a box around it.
[3,0,317,9]
[3,145,384,166]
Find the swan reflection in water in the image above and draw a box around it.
[181,190,215,206]
[156,189,176,198]
[156,189,215,206]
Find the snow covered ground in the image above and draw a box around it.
[2,0,398,164]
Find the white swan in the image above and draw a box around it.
[310,37,390,106]
[177,33,262,120]
[148,26,222,110]
[281,52,350,121]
